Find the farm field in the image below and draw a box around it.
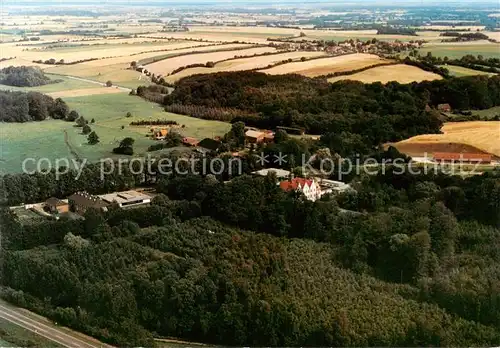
[419,42,500,59]
[327,64,442,84]
[260,53,392,77]
[0,39,218,64]
[391,121,500,157]
[0,93,230,174]
[47,86,127,98]
[146,46,277,75]
[0,74,101,93]
[42,43,254,88]
[165,50,326,82]
[441,65,496,77]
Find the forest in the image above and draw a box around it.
[0,154,499,346]
[0,90,72,122]
[0,66,61,87]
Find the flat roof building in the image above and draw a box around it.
[98,190,152,208]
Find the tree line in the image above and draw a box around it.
[0,66,61,87]
[0,90,72,122]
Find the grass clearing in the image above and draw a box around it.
[261,53,391,77]
[441,65,496,77]
[328,64,442,84]
[47,86,126,98]
[419,42,500,59]
[0,93,230,174]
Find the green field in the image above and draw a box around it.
[419,43,500,59]
[470,106,500,119]
[0,74,100,93]
[0,93,230,174]
[440,64,496,77]
[0,317,62,347]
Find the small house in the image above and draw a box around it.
[437,103,452,113]
[245,130,265,144]
[44,197,69,214]
[182,137,199,147]
[154,128,168,140]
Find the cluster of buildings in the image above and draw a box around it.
[252,168,353,201]
[14,190,154,221]
[270,38,423,56]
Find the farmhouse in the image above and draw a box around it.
[245,130,265,144]
[182,137,199,146]
[68,192,109,215]
[437,103,452,112]
[44,197,69,214]
[154,128,168,140]
[98,190,152,208]
[433,152,492,164]
[280,177,323,201]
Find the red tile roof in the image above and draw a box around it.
[182,137,199,146]
[280,178,314,191]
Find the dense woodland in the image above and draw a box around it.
[138,72,500,156]
[0,155,499,346]
[1,58,500,347]
[0,66,61,87]
[0,90,71,122]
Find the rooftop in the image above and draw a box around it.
[98,190,152,205]
[252,168,291,178]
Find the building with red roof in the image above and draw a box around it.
[280,177,322,201]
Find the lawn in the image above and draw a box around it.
[0,93,230,174]
[441,64,495,77]
[419,43,500,59]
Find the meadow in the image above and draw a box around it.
[327,64,442,84]
[0,93,230,174]
[419,42,500,59]
[0,74,101,93]
[441,65,496,77]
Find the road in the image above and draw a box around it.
[0,300,113,348]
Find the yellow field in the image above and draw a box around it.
[165,50,326,82]
[328,64,443,84]
[0,40,219,64]
[46,87,127,98]
[146,46,278,76]
[393,121,500,157]
[260,53,391,77]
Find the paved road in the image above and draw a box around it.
[0,301,112,348]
